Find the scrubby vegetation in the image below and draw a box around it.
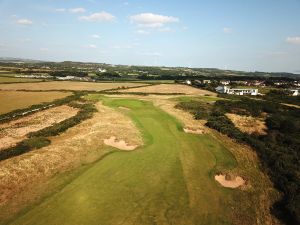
[0,137,50,161]
[0,93,97,161]
[176,93,300,224]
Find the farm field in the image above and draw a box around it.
[119,84,216,95]
[0,81,148,91]
[7,95,275,225]
[0,91,72,115]
[0,77,42,83]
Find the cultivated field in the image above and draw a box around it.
[0,81,148,91]
[0,77,42,83]
[118,84,216,95]
[0,91,72,115]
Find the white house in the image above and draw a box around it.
[98,68,107,73]
[185,80,192,85]
[220,80,230,85]
[290,89,299,96]
[203,80,211,84]
[216,86,258,96]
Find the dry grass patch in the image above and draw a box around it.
[0,101,142,219]
[119,84,216,95]
[154,99,207,134]
[0,105,79,150]
[226,113,267,135]
[0,81,147,91]
[0,91,72,115]
[0,77,42,83]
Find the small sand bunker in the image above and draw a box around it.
[104,136,137,150]
[215,174,245,188]
[183,127,204,134]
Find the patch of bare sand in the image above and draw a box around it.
[215,174,245,188]
[0,105,79,150]
[226,113,267,135]
[104,136,137,150]
[0,101,142,219]
[118,84,216,96]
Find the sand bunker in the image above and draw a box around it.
[183,127,204,134]
[104,136,137,150]
[215,174,245,188]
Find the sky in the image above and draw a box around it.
[0,0,300,73]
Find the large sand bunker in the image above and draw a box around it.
[215,174,245,188]
[104,136,137,150]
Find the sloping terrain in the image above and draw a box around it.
[7,96,276,225]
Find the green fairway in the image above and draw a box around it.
[10,96,242,225]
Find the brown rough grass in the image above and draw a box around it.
[0,105,79,150]
[0,90,72,115]
[0,81,147,91]
[119,84,216,95]
[0,101,142,220]
[226,113,267,135]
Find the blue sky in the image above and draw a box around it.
[0,0,299,72]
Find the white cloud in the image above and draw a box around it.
[69,8,86,13]
[136,29,150,35]
[91,34,100,39]
[85,44,97,49]
[79,12,115,22]
[138,52,162,57]
[55,8,66,12]
[17,19,33,25]
[158,27,172,32]
[112,45,133,49]
[223,27,232,34]
[286,36,300,45]
[40,48,49,52]
[18,38,31,42]
[130,13,179,28]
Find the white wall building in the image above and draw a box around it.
[215,86,258,96]
[290,89,299,96]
